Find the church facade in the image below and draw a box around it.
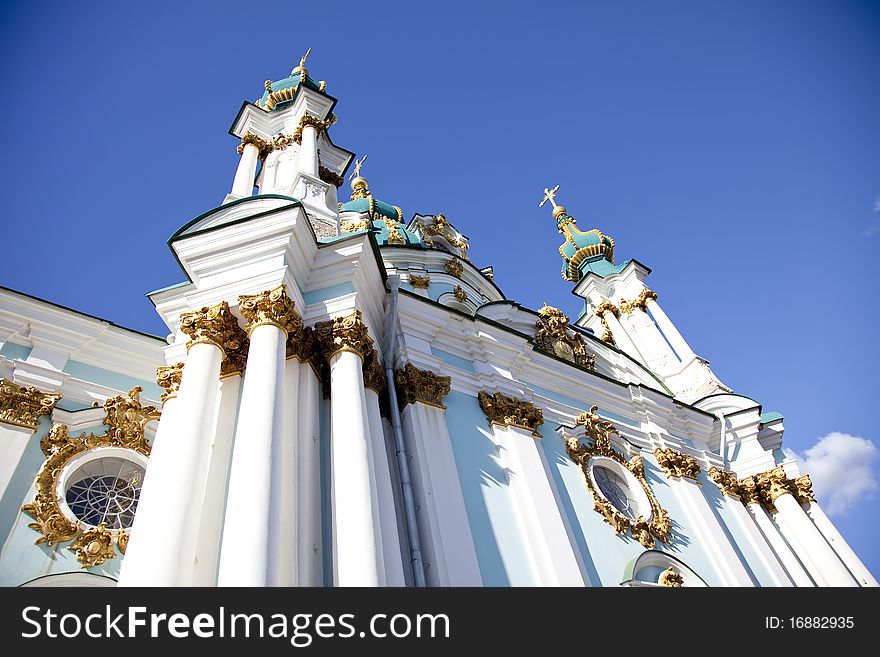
[0,56,874,587]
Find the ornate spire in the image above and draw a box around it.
[348,154,369,200]
[291,47,311,78]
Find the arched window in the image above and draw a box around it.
[622,550,707,587]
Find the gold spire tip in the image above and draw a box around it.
[291,47,312,76]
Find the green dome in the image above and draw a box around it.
[338,179,421,247]
[257,72,324,111]
[556,214,615,283]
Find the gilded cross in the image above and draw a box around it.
[300,47,312,68]
[540,184,561,209]
[349,154,368,180]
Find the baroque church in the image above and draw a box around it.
[0,54,874,587]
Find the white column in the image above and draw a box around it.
[645,299,695,363]
[724,498,794,586]
[603,310,647,364]
[401,403,482,586]
[0,424,36,500]
[217,323,287,586]
[296,362,322,586]
[119,341,222,586]
[191,374,242,586]
[493,424,587,586]
[330,350,380,586]
[773,492,858,586]
[745,502,813,586]
[275,359,300,586]
[667,476,754,585]
[804,502,877,586]
[231,142,260,199]
[299,125,318,177]
[365,388,406,586]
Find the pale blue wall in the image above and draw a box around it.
[0,341,32,361]
[430,347,476,373]
[443,390,536,586]
[63,360,164,401]
[302,282,354,305]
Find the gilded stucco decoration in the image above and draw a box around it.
[566,406,673,548]
[707,465,816,511]
[592,300,618,346]
[477,390,544,437]
[20,387,158,568]
[0,379,62,430]
[238,285,302,335]
[418,213,470,260]
[314,310,374,360]
[453,286,468,303]
[618,288,658,314]
[318,165,344,188]
[534,305,596,370]
[395,363,451,410]
[179,300,249,377]
[361,350,387,396]
[155,363,184,403]
[653,447,701,481]
[292,112,335,145]
[659,566,684,588]
[408,273,430,289]
[237,132,272,159]
[445,259,464,278]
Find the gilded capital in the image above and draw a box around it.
[593,300,619,319]
[156,362,184,403]
[708,466,741,499]
[757,466,791,504]
[287,324,318,366]
[314,310,374,360]
[362,350,387,395]
[319,165,344,188]
[395,363,451,410]
[237,132,271,159]
[179,301,249,377]
[0,379,61,430]
[793,474,816,504]
[653,447,701,481]
[238,285,303,335]
[292,113,334,144]
[477,390,544,436]
[619,288,658,314]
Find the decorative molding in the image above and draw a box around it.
[362,350,387,395]
[0,379,61,430]
[319,165,344,188]
[534,305,596,370]
[292,113,334,145]
[21,387,157,568]
[238,285,302,335]
[618,288,658,314]
[179,301,249,377]
[653,447,701,481]
[444,258,464,278]
[707,465,816,511]
[419,213,469,260]
[395,363,451,410]
[453,285,467,303]
[593,300,619,318]
[155,363,184,403]
[477,390,543,436]
[287,325,317,365]
[659,566,684,588]
[566,406,673,548]
[408,273,430,289]
[314,310,374,360]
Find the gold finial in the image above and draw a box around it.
[291,47,312,77]
[349,154,368,181]
[540,184,567,220]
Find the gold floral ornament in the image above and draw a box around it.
[566,406,673,548]
[707,465,816,510]
[618,288,658,314]
[0,378,62,430]
[179,300,249,377]
[653,447,701,481]
[477,390,544,437]
[445,259,464,278]
[361,350,387,396]
[592,300,619,346]
[395,363,451,410]
[418,213,470,260]
[408,273,430,289]
[237,132,272,159]
[534,305,596,370]
[659,566,684,588]
[155,362,184,403]
[453,286,468,303]
[21,387,158,567]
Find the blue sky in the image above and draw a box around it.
[1,1,878,581]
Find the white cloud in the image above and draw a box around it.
[790,432,879,516]
[866,199,880,237]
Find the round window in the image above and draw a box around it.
[56,447,147,530]
[593,466,639,518]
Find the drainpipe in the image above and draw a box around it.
[383,275,427,587]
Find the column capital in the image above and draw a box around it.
[653,447,701,481]
[792,474,816,504]
[238,285,302,335]
[477,390,543,437]
[0,378,61,430]
[708,466,741,499]
[156,363,184,403]
[593,300,619,318]
[314,310,374,361]
[395,363,451,410]
[293,113,334,145]
[237,132,271,159]
[362,351,387,395]
[179,301,249,377]
[756,466,791,505]
[619,287,658,314]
